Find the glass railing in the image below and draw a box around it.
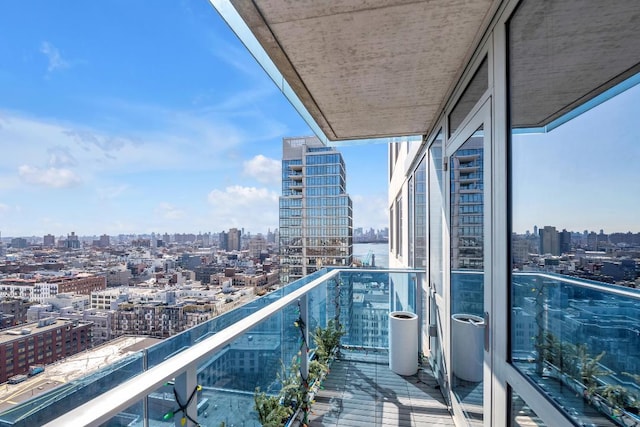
[0,268,421,426]
[512,272,640,427]
[0,353,145,427]
[145,268,329,370]
[451,270,484,317]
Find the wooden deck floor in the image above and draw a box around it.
[308,352,454,427]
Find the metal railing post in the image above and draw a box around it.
[299,294,310,424]
[143,349,149,427]
[174,365,198,427]
[300,295,309,381]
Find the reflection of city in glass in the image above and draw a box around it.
[279,137,353,284]
[450,133,484,270]
[510,10,640,420]
[450,129,486,425]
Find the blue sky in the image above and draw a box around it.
[0,1,389,237]
[512,81,640,234]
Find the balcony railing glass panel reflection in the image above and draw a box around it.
[0,268,422,427]
[512,273,640,427]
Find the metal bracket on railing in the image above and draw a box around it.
[428,324,438,337]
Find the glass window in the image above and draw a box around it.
[408,176,414,266]
[449,57,488,137]
[509,1,640,425]
[390,204,395,253]
[510,388,546,426]
[414,157,426,268]
[450,127,485,422]
[429,132,444,296]
[396,193,402,257]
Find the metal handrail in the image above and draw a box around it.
[43,269,340,426]
[514,271,640,300]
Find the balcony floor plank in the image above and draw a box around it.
[308,353,454,427]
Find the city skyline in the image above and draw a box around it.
[0,1,389,237]
[512,80,640,234]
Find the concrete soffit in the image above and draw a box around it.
[230,0,497,141]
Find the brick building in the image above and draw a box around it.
[0,274,106,303]
[0,298,33,328]
[48,274,106,295]
[0,318,92,383]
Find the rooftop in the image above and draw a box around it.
[0,319,90,345]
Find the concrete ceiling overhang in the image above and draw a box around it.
[230,0,496,141]
[510,0,640,130]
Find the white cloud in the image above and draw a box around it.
[0,110,241,175]
[63,129,135,153]
[243,155,281,184]
[207,185,278,230]
[47,146,77,167]
[155,202,185,220]
[18,165,81,188]
[351,194,389,230]
[40,41,70,72]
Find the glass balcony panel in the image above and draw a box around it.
[100,401,143,427]
[512,273,640,426]
[144,269,330,370]
[451,271,484,317]
[337,270,420,350]
[0,353,144,426]
[511,388,547,426]
[2,269,424,426]
[144,382,210,426]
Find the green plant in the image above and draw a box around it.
[251,321,344,426]
[309,358,329,384]
[537,332,558,366]
[578,349,607,391]
[253,356,306,426]
[277,357,305,410]
[254,387,292,427]
[620,372,640,410]
[313,319,344,365]
[597,384,631,409]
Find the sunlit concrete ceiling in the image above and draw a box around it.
[510,0,640,129]
[230,0,496,141]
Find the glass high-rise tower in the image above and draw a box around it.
[279,136,353,283]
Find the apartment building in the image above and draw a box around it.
[279,136,353,283]
[0,318,92,383]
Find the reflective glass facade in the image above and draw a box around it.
[279,137,353,283]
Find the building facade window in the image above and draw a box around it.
[414,157,426,268]
[395,193,402,257]
[279,136,353,283]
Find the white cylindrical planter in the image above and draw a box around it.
[389,311,418,376]
[451,313,485,382]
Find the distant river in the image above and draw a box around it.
[353,242,389,268]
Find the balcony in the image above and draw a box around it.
[1,269,636,426]
[0,268,438,426]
